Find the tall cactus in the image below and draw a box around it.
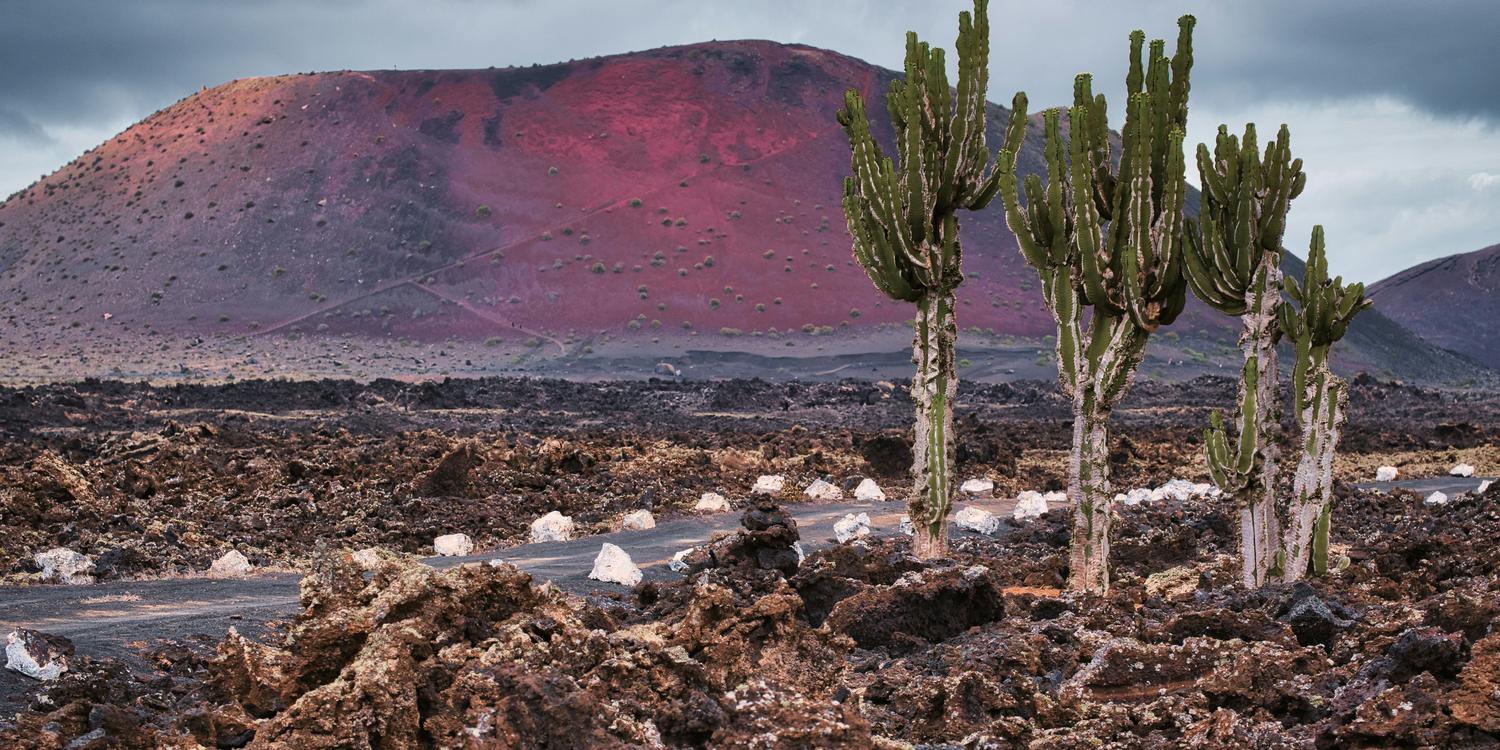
[994,16,1195,592]
[837,0,1001,559]
[1279,226,1371,580]
[1186,124,1305,587]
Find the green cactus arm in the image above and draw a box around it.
[943,5,986,205]
[1116,93,1154,329]
[843,178,919,302]
[1196,141,1228,205]
[972,91,1029,210]
[1169,16,1195,124]
[1256,125,1302,250]
[1049,268,1082,395]
[1182,218,1225,308]
[1205,417,1231,488]
[1150,126,1188,300]
[995,152,1047,270]
[1069,106,1104,286]
[839,93,928,278]
[1069,75,1114,213]
[1183,215,1245,313]
[1233,356,1260,473]
[1125,30,1146,95]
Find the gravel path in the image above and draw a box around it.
[2,495,1026,714]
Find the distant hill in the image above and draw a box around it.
[1369,242,1500,371]
[0,40,1487,384]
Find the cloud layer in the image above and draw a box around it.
[2,0,1496,281]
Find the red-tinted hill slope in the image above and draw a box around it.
[0,40,1485,383]
[1369,243,1500,370]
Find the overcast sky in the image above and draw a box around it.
[2,0,1496,282]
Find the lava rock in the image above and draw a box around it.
[852,478,885,502]
[433,533,475,557]
[953,506,999,534]
[833,513,871,543]
[619,509,655,531]
[207,550,253,578]
[1280,591,1353,647]
[5,629,72,680]
[588,543,642,586]
[694,492,732,513]
[1386,627,1466,680]
[529,511,575,543]
[34,547,95,585]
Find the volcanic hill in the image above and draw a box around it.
[0,40,1487,383]
[1369,242,1500,371]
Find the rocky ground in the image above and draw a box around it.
[2,375,1497,748]
[3,482,1498,748]
[3,374,1495,584]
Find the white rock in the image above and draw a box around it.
[954,506,1000,534]
[433,533,475,557]
[619,509,656,531]
[5,630,69,681]
[1043,490,1069,506]
[899,515,915,536]
[853,478,885,502]
[793,542,806,565]
[351,548,383,570]
[1150,479,1215,503]
[1013,490,1050,520]
[34,548,94,585]
[1116,488,1153,506]
[207,550,253,579]
[1479,480,1494,494]
[529,511,575,543]
[960,478,995,496]
[803,478,843,501]
[1376,466,1400,482]
[669,548,694,572]
[694,492,732,513]
[833,512,872,543]
[588,543,642,586]
[1450,463,1476,478]
[752,474,785,495]
[1424,491,1449,506]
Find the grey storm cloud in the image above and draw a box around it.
[0,108,53,144]
[2,0,1497,281]
[2,0,1497,129]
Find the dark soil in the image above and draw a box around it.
[4,483,1497,748]
[2,375,1497,748]
[3,375,1493,583]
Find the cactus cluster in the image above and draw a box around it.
[840,8,1368,588]
[1187,124,1306,586]
[992,16,1196,592]
[836,0,1001,559]
[1279,226,1371,579]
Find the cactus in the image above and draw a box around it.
[1278,226,1370,580]
[1185,123,1305,587]
[837,0,1001,559]
[994,16,1195,592]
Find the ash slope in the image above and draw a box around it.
[0,40,1484,384]
[1369,242,1500,371]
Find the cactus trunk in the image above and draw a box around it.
[910,290,957,559]
[1237,263,1284,586]
[1281,353,1345,580]
[994,16,1195,592]
[1068,403,1113,592]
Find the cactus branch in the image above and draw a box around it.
[1186,122,1305,586]
[995,15,1195,593]
[838,0,1000,559]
